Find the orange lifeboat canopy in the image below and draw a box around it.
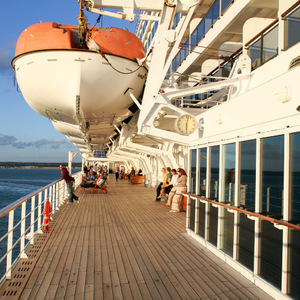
[15,22,146,62]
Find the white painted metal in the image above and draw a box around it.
[86,0,200,14]
[282,133,291,294]
[6,211,14,279]
[195,148,200,195]
[30,196,35,245]
[20,202,28,259]
[233,142,240,261]
[195,198,200,234]
[254,138,262,276]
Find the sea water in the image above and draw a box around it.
[0,168,61,280]
[0,168,61,210]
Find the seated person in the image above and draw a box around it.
[127,167,135,182]
[81,178,95,188]
[164,169,178,198]
[96,171,107,188]
[137,169,143,176]
[159,167,172,198]
[88,171,96,181]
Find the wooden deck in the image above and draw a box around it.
[2,177,274,299]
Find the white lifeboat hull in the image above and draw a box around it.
[13,50,147,125]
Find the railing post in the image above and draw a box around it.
[44,188,48,221]
[186,194,191,229]
[228,182,232,202]
[6,210,14,279]
[55,182,59,210]
[50,185,54,213]
[38,191,42,230]
[59,181,63,206]
[195,198,199,234]
[30,196,35,244]
[205,202,210,240]
[20,202,28,259]
[267,187,270,212]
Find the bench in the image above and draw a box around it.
[130,176,145,184]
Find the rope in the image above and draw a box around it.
[98,48,152,75]
[90,15,101,31]
[100,52,143,75]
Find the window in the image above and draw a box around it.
[262,135,284,218]
[291,132,300,223]
[191,149,197,194]
[248,24,278,70]
[240,140,256,210]
[284,5,300,49]
[210,146,220,200]
[221,0,233,14]
[262,25,278,64]
[223,143,235,204]
[199,148,207,196]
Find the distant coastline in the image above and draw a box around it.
[0,162,81,169]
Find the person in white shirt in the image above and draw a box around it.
[164,169,179,204]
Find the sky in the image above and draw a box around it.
[0,0,136,163]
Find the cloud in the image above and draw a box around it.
[0,133,70,149]
[0,134,17,145]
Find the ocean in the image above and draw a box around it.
[0,168,61,210]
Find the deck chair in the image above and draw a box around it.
[91,179,107,194]
[79,179,97,193]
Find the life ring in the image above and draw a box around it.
[43,200,51,231]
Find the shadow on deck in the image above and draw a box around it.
[0,177,273,299]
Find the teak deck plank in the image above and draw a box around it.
[14,176,274,300]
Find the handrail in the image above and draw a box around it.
[0,179,61,218]
[281,1,300,18]
[244,18,279,48]
[184,192,300,231]
[0,171,82,284]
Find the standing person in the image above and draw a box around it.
[60,164,79,204]
[170,168,187,212]
[83,164,88,179]
[114,164,120,182]
[155,168,167,201]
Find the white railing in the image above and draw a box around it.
[0,171,82,286]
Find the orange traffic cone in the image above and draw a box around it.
[43,201,51,231]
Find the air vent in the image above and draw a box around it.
[289,56,300,70]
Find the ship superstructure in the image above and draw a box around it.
[11,0,300,299]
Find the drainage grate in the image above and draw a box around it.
[0,260,35,298]
[0,233,51,298]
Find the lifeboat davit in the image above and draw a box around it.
[12,22,147,149]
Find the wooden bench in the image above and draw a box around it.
[130,176,145,184]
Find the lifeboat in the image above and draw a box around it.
[12,22,147,150]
